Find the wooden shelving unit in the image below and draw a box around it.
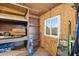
[0,16,28,56]
[0,4,29,56]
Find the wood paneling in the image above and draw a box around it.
[40,4,76,55]
[23,3,60,16]
[29,17,39,26]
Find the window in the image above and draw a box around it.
[44,15,60,38]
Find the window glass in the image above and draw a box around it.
[46,19,51,35]
[51,17,58,35]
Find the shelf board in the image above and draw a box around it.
[0,48,28,56]
[0,16,27,22]
[0,37,28,44]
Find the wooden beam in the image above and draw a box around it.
[0,9,39,19]
[29,14,39,19]
[0,9,24,16]
[24,9,29,20]
[10,3,40,13]
[0,4,25,15]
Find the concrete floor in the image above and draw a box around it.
[33,47,50,56]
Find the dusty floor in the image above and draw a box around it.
[33,47,50,56]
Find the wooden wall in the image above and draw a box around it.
[40,4,76,55]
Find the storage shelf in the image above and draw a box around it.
[0,37,28,44]
[0,48,28,56]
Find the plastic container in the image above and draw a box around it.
[0,48,5,53]
[0,43,14,53]
[0,44,5,53]
[7,43,14,50]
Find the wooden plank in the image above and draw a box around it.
[0,4,25,15]
[0,16,27,22]
[0,22,26,32]
[0,37,28,44]
[0,4,39,19]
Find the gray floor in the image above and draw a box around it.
[33,47,50,56]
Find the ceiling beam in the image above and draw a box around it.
[10,3,40,13]
[0,4,39,19]
[0,9,39,19]
[0,9,24,16]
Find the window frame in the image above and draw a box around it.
[44,15,61,38]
